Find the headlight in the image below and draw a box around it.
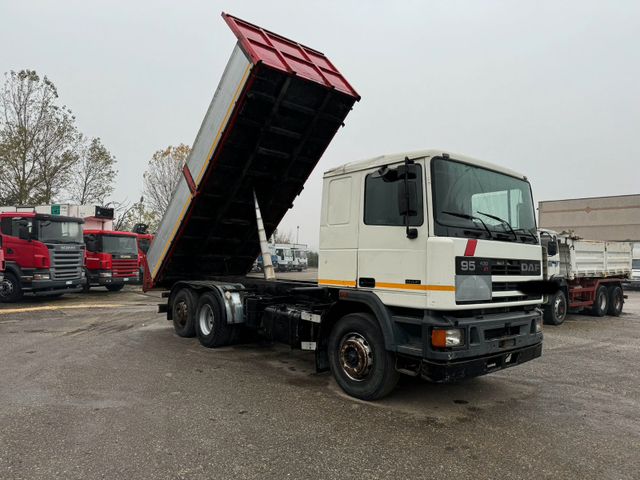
[534,318,543,333]
[455,275,491,302]
[99,272,112,278]
[432,328,464,348]
[33,273,50,280]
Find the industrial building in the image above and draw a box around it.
[538,194,640,241]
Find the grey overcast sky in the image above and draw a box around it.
[1,0,638,249]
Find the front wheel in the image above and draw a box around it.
[328,312,399,401]
[590,286,608,317]
[607,286,624,316]
[106,284,124,292]
[543,290,567,325]
[0,273,23,303]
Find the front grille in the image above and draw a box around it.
[491,262,525,276]
[50,247,83,280]
[112,259,138,278]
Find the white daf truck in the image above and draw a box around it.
[146,13,546,400]
[539,230,632,324]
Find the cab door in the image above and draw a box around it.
[0,217,36,270]
[356,160,428,305]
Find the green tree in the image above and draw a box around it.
[0,70,78,204]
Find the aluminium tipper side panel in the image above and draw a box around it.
[146,45,253,285]
[147,14,359,289]
[565,239,632,279]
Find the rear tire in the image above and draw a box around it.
[590,286,608,317]
[195,291,235,348]
[328,312,399,400]
[106,284,124,292]
[607,285,624,316]
[543,290,567,325]
[0,272,23,303]
[171,288,197,337]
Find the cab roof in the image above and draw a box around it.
[323,149,528,181]
[0,212,83,223]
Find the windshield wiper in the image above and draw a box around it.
[442,211,494,239]
[513,227,538,243]
[476,211,518,241]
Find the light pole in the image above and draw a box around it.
[296,225,299,244]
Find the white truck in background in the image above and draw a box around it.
[627,244,640,289]
[539,229,632,324]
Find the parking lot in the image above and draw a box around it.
[1,277,639,479]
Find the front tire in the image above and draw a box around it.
[171,288,197,337]
[106,284,124,292]
[590,286,608,317]
[195,292,235,348]
[607,285,624,316]
[0,272,23,303]
[328,312,399,400]
[543,290,567,325]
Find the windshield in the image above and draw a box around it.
[432,158,537,243]
[101,235,138,255]
[138,238,151,253]
[37,220,83,244]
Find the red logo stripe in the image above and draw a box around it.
[464,239,478,256]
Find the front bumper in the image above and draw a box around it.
[88,271,138,286]
[27,278,85,296]
[394,307,543,380]
[421,342,542,382]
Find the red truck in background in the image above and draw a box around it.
[83,229,140,291]
[0,212,85,302]
[0,236,5,284]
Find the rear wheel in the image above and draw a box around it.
[171,288,197,337]
[0,272,23,303]
[106,284,124,292]
[607,285,624,316]
[543,290,567,325]
[590,286,608,317]
[195,291,236,348]
[328,312,399,400]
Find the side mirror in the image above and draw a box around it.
[547,239,558,257]
[17,220,30,241]
[85,234,97,252]
[397,181,418,217]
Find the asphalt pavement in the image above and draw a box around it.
[1,276,639,479]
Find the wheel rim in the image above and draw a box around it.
[0,279,14,298]
[175,300,188,328]
[554,294,566,320]
[339,332,373,381]
[599,292,607,311]
[614,291,622,311]
[199,304,215,336]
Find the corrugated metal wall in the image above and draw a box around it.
[538,194,640,241]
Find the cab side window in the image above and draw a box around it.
[364,164,424,226]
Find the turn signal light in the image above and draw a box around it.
[431,328,464,348]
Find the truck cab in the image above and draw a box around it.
[134,233,154,285]
[0,212,85,302]
[83,230,140,291]
[317,150,544,387]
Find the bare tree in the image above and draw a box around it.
[0,70,79,204]
[66,136,117,204]
[143,144,190,222]
[271,229,293,244]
